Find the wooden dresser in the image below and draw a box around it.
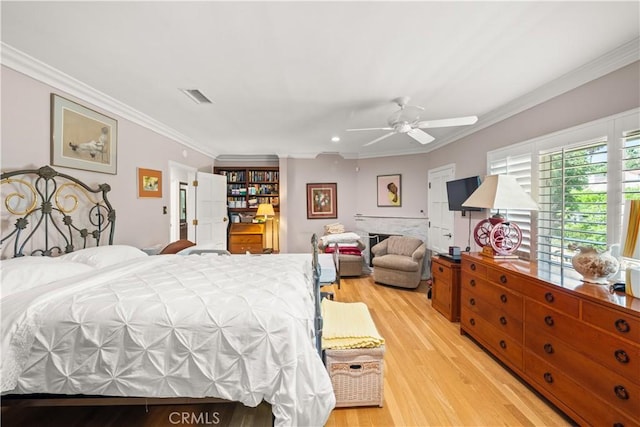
[431,256,461,322]
[229,223,264,254]
[460,253,640,427]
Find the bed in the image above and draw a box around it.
[0,166,335,426]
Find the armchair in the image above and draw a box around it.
[371,236,426,289]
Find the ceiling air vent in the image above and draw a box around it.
[180,88,212,104]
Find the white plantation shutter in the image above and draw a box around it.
[537,139,608,275]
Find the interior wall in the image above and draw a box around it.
[284,154,358,253]
[3,60,638,255]
[1,66,215,250]
[351,61,640,251]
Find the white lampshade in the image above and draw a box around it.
[256,203,275,217]
[462,175,538,211]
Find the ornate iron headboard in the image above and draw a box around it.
[1,165,115,258]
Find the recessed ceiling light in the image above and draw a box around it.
[180,88,213,104]
[331,136,340,143]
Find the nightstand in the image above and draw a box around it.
[431,256,461,322]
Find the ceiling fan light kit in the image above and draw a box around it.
[347,97,478,147]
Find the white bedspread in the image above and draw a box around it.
[1,254,335,426]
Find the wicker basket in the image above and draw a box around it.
[325,345,385,407]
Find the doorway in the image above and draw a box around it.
[428,164,455,254]
[179,182,188,240]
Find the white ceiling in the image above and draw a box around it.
[2,1,639,160]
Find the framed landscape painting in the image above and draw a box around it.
[51,94,118,174]
[307,183,337,219]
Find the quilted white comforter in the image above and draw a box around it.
[1,254,335,426]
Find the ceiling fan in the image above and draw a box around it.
[347,97,478,147]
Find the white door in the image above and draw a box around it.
[195,171,228,249]
[428,164,455,254]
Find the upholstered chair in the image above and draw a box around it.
[371,236,426,289]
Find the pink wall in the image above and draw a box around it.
[1,66,215,249]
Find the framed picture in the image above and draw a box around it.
[377,174,401,207]
[307,183,337,219]
[51,94,117,174]
[138,168,163,198]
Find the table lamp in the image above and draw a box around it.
[256,203,275,252]
[462,174,538,258]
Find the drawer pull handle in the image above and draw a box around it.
[544,343,554,354]
[614,385,629,400]
[613,423,624,427]
[470,279,476,287]
[543,372,553,383]
[614,349,630,364]
[349,364,362,370]
[470,264,476,271]
[499,316,507,325]
[470,298,476,306]
[544,292,554,303]
[500,294,508,303]
[499,340,507,349]
[544,316,555,327]
[438,266,444,273]
[615,319,630,333]
[500,275,507,284]
[470,318,476,326]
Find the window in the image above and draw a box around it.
[538,139,608,275]
[486,108,640,276]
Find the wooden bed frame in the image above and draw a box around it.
[1,166,326,414]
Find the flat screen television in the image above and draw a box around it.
[446,176,482,212]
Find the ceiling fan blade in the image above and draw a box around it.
[416,116,478,129]
[363,132,396,147]
[407,129,435,145]
[347,127,394,132]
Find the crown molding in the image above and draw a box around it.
[1,43,219,159]
[3,36,637,161]
[434,37,640,149]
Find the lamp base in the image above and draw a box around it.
[480,245,519,259]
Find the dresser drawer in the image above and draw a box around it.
[462,287,523,341]
[525,300,640,381]
[525,351,640,427]
[486,267,526,293]
[582,300,640,343]
[231,234,262,244]
[520,282,580,318]
[229,243,263,254]
[462,259,487,278]
[461,275,523,319]
[526,327,640,419]
[461,309,523,370]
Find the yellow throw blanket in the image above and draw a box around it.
[321,299,385,349]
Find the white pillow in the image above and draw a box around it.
[320,232,361,245]
[1,256,96,297]
[58,245,148,268]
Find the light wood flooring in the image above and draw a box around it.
[1,275,575,426]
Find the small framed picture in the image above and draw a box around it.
[51,94,117,174]
[138,168,163,198]
[307,183,337,219]
[377,174,401,207]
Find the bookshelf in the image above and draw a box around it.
[214,166,279,213]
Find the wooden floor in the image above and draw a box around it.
[1,275,576,426]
